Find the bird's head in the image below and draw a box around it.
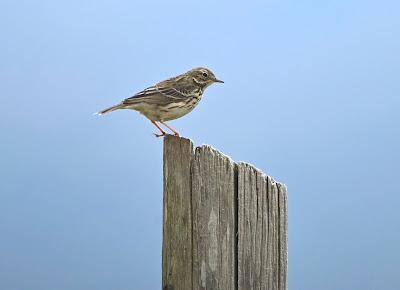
[188,67,224,88]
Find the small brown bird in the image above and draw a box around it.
[96,67,223,137]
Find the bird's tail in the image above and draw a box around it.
[95,103,124,115]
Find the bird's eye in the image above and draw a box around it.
[202,72,208,77]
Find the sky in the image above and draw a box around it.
[1,0,399,289]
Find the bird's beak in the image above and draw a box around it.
[214,78,224,83]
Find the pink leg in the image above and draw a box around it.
[151,121,167,137]
[160,121,180,137]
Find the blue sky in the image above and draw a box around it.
[1,0,399,289]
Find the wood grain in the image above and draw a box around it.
[162,135,193,290]
[162,136,288,290]
[192,145,237,290]
[237,163,288,290]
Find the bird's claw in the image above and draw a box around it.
[154,132,166,138]
[153,132,179,138]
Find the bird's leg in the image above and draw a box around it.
[151,121,167,137]
[160,121,180,137]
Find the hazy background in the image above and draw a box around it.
[1,0,399,289]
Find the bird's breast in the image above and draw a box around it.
[157,95,202,121]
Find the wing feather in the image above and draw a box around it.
[122,77,198,106]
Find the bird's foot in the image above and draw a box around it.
[154,132,166,138]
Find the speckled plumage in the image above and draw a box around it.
[97,67,223,137]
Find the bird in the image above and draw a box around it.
[96,67,223,137]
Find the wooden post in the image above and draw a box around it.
[162,136,193,290]
[163,136,288,290]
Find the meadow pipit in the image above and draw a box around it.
[96,67,223,137]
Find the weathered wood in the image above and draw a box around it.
[192,146,237,290]
[237,164,288,290]
[278,183,288,290]
[162,136,193,290]
[163,136,288,290]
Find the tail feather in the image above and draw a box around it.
[96,103,123,115]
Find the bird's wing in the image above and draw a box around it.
[122,78,196,106]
